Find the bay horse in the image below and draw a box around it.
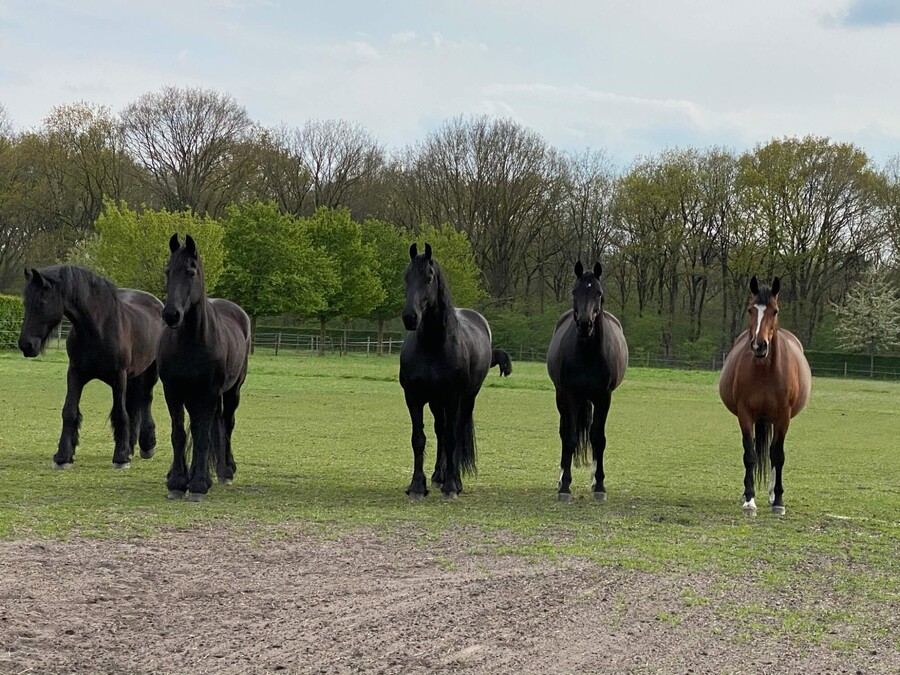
[399,242,511,500]
[158,234,251,501]
[18,265,163,469]
[547,261,628,502]
[718,276,811,516]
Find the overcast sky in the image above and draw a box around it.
[1,0,899,166]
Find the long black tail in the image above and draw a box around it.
[573,400,593,468]
[457,408,477,476]
[491,349,512,377]
[191,401,226,478]
[754,421,772,493]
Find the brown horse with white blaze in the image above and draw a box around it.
[718,275,811,516]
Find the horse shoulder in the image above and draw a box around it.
[554,309,574,332]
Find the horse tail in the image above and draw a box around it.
[491,349,512,377]
[574,399,593,468]
[458,404,478,477]
[201,399,227,477]
[754,420,772,492]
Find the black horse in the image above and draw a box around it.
[399,243,511,500]
[18,265,164,469]
[547,261,628,501]
[158,234,251,501]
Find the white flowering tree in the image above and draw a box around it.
[831,269,900,376]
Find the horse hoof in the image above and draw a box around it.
[140,448,156,460]
[408,492,425,502]
[557,492,573,503]
[112,462,131,470]
[166,490,185,500]
[443,491,459,501]
[217,477,233,485]
[593,491,607,502]
[52,462,73,471]
[771,505,786,517]
[185,493,205,503]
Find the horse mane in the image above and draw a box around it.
[752,285,774,306]
[428,258,458,334]
[34,265,120,314]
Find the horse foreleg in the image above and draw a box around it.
[769,418,790,516]
[139,364,158,459]
[125,378,143,458]
[164,385,188,499]
[738,410,757,516]
[110,371,132,469]
[186,401,215,500]
[429,401,446,489]
[54,366,84,468]
[440,397,461,499]
[404,390,428,500]
[556,390,578,502]
[589,392,612,501]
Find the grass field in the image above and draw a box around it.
[1,350,898,652]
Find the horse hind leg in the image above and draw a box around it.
[556,390,579,502]
[429,401,446,489]
[769,422,788,516]
[125,378,143,458]
[589,392,611,501]
[139,365,158,459]
[110,371,133,469]
[217,388,240,484]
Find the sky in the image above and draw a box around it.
[1,0,900,167]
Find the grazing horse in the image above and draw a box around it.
[547,262,628,502]
[719,276,811,516]
[158,234,251,502]
[399,243,511,500]
[18,266,163,469]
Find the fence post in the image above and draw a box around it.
[367,337,371,356]
[388,338,393,355]
[275,332,281,356]
[844,362,847,378]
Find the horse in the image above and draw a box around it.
[157,234,251,502]
[547,261,628,502]
[718,276,811,516]
[399,242,511,500]
[18,265,164,469]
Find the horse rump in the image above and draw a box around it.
[491,348,512,377]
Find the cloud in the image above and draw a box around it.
[828,0,900,27]
[390,30,417,44]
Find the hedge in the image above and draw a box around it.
[0,294,23,350]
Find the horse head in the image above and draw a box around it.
[19,268,64,357]
[748,275,780,358]
[163,233,205,329]
[402,242,439,331]
[572,261,604,340]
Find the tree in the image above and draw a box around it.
[831,268,900,376]
[361,218,409,354]
[304,207,384,354]
[87,200,225,298]
[218,201,336,350]
[121,86,255,217]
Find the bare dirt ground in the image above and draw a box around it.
[0,525,896,674]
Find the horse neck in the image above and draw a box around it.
[181,290,214,344]
[59,268,118,336]
[419,285,458,345]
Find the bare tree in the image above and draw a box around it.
[121,86,255,217]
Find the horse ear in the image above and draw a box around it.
[771,276,780,297]
[593,262,602,278]
[32,269,50,289]
[169,233,180,253]
[409,243,418,260]
[749,275,759,295]
[184,234,197,257]
[24,267,32,282]
[424,243,432,260]
[574,261,584,278]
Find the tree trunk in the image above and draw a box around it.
[377,318,385,356]
[319,317,327,356]
[250,314,257,356]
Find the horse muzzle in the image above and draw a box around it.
[752,340,768,358]
[162,307,182,329]
[18,337,39,358]
[401,310,419,332]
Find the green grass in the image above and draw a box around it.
[1,350,898,648]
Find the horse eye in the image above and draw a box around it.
[188,269,197,278]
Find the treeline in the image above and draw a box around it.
[2,89,900,360]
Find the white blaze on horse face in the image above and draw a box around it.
[753,304,767,340]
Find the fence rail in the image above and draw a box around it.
[4,326,900,381]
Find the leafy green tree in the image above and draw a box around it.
[831,269,900,377]
[361,218,408,354]
[304,207,384,353]
[218,201,337,349]
[415,223,485,308]
[87,200,225,298]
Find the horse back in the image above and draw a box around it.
[210,299,252,364]
[116,289,164,378]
